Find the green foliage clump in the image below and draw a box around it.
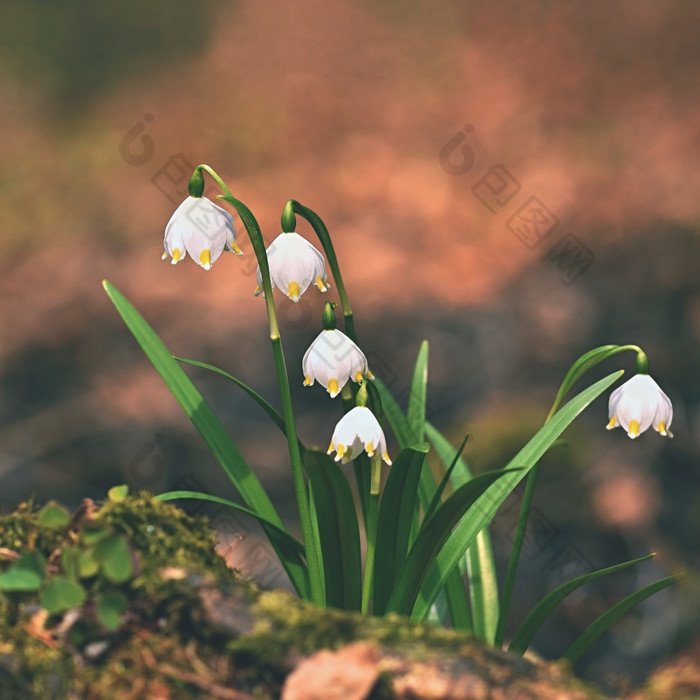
[0,489,239,697]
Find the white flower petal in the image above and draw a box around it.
[607,374,673,439]
[257,233,328,301]
[302,330,370,397]
[162,196,239,269]
[328,407,390,464]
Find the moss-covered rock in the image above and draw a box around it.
[0,493,696,699]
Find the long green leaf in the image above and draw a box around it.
[373,377,413,447]
[352,453,371,529]
[442,567,472,631]
[103,280,309,599]
[563,573,683,665]
[384,468,521,615]
[407,341,429,443]
[425,423,499,643]
[175,357,287,436]
[374,375,469,624]
[302,449,362,611]
[156,490,304,555]
[422,430,470,525]
[509,554,655,654]
[373,447,427,615]
[466,531,500,643]
[411,370,624,621]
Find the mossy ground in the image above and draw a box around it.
[0,493,692,699]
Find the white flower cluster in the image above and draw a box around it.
[164,194,389,465]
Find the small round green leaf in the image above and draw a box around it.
[108,485,129,503]
[82,527,110,546]
[78,548,100,578]
[38,501,71,528]
[0,552,45,591]
[40,577,86,614]
[0,566,42,592]
[97,591,128,630]
[94,536,133,583]
[60,548,80,579]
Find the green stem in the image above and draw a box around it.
[546,344,643,422]
[361,454,382,614]
[495,342,645,646]
[289,200,356,342]
[198,166,324,607]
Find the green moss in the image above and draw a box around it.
[0,492,608,699]
[234,588,476,666]
[0,491,242,697]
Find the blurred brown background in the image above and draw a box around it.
[1,0,699,690]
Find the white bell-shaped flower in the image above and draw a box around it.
[302,329,373,398]
[327,406,391,465]
[163,196,241,270]
[254,232,328,302]
[606,373,673,439]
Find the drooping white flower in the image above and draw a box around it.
[162,196,241,270]
[327,406,391,465]
[606,374,673,439]
[254,232,328,302]
[302,329,373,398]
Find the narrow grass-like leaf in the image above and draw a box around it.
[411,371,624,621]
[425,422,499,642]
[548,344,629,419]
[373,377,413,447]
[375,377,469,622]
[443,567,472,631]
[385,468,520,616]
[373,447,427,615]
[175,357,288,437]
[407,340,429,443]
[353,454,371,528]
[302,449,362,611]
[307,486,325,607]
[563,573,683,665]
[365,378,386,428]
[104,281,276,517]
[466,530,499,643]
[103,280,309,599]
[509,554,655,654]
[156,491,304,556]
[423,431,470,524]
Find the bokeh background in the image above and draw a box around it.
[1,0,699,691]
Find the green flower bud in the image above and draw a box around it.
[322,301,337,331]
[355,380,369,408]
[188,168,205,198]
[636,350,649,375]
[281,200,297,233]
